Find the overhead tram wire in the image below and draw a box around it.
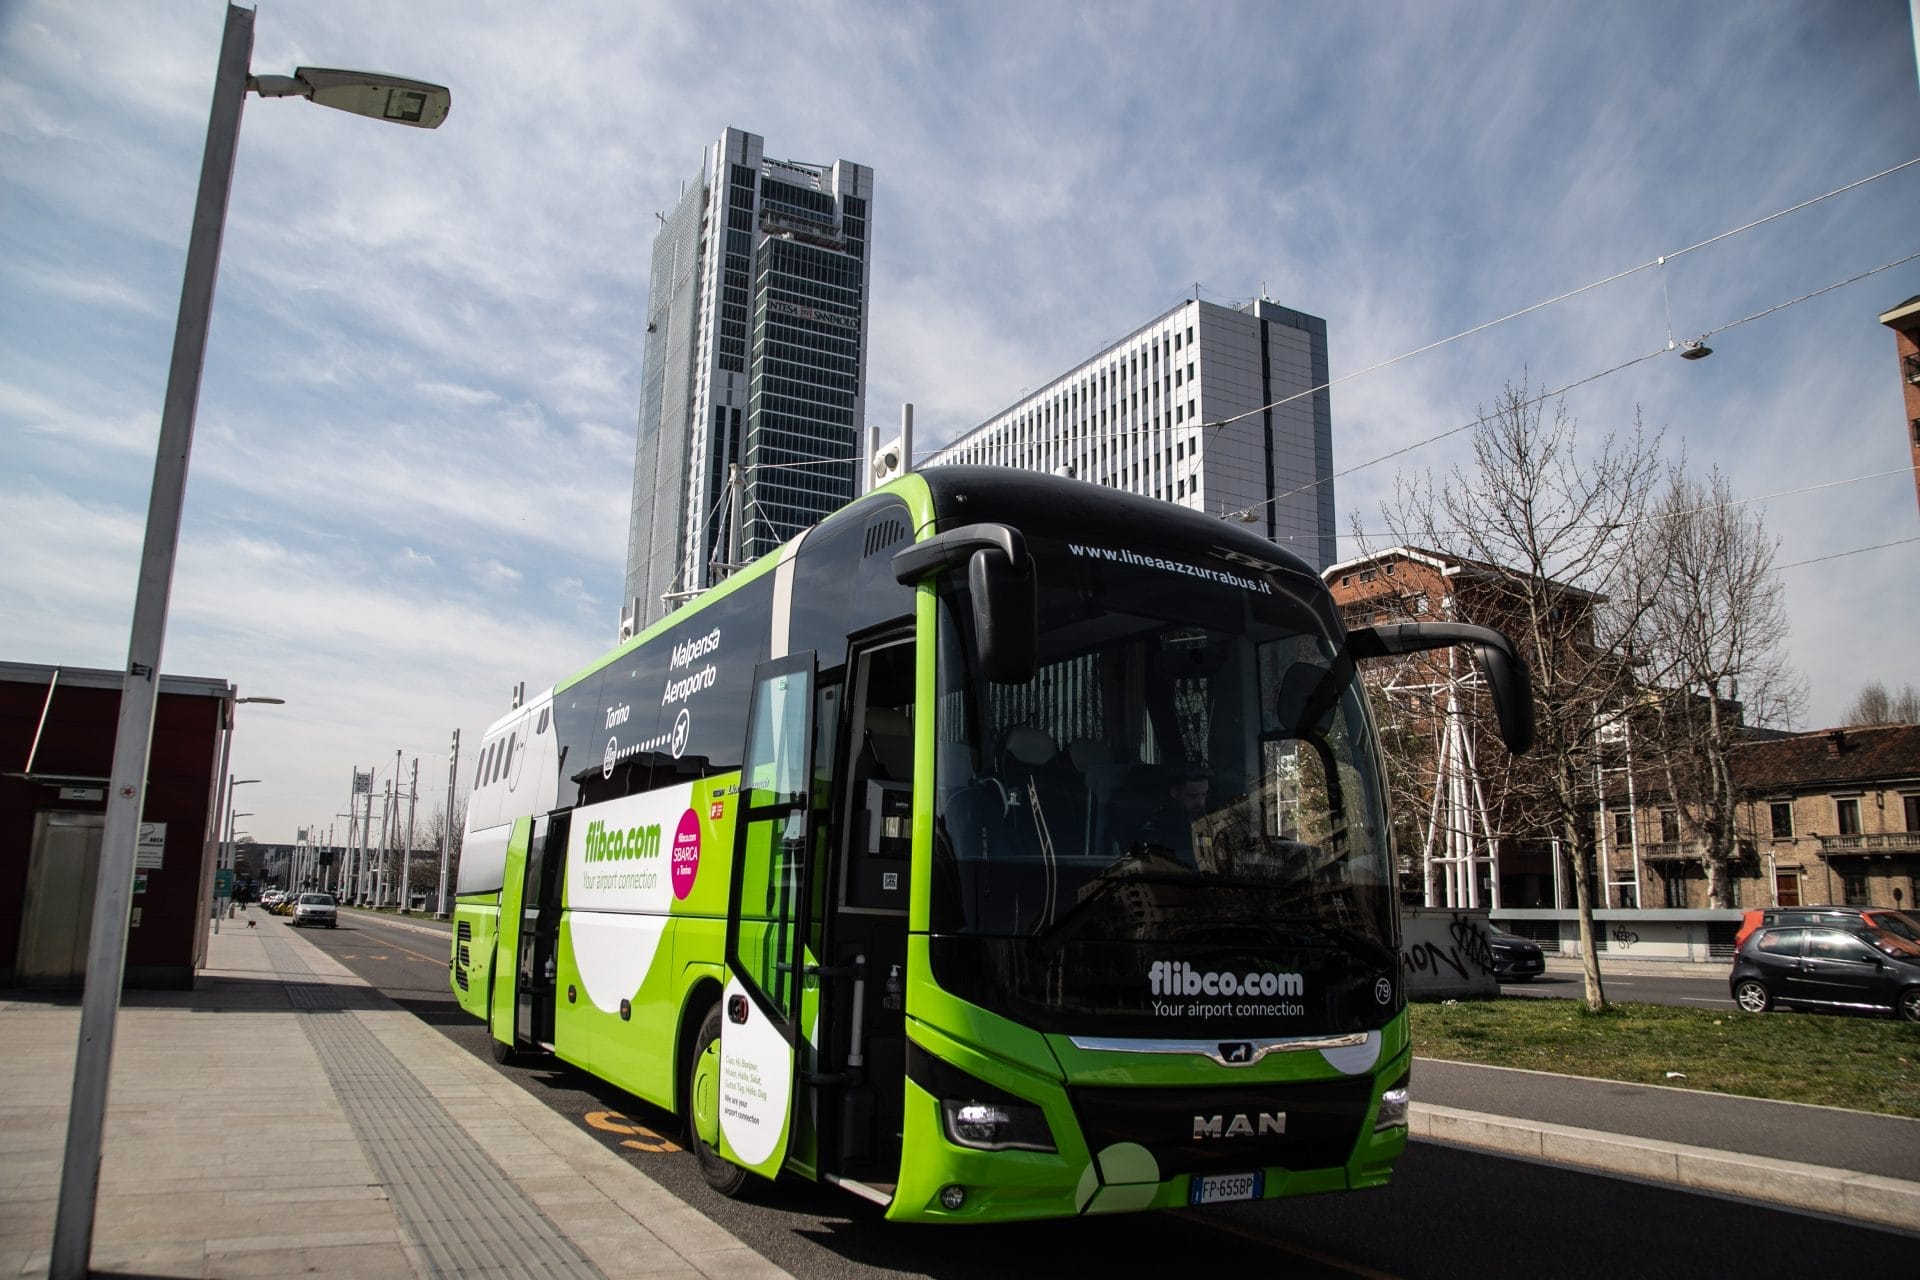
[1778,536,1920,570]
[1329,466,1920,546]
[1195,155,1920,438]
[920,156,1920,475]
[1223,248,1920,527]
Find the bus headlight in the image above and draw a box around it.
[940,1098,1055,1152]
[1375,1083,1410,1131]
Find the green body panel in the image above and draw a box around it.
[487,817,534,1048]
[449,898,499,1020]
[547,775,741,1108]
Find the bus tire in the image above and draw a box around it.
[688,1004,752,1198]
[489,1035,518,1065]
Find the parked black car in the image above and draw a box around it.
[1730,924,1920,1023]
[1487,926,1545,982]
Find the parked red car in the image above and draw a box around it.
[1734,905,1920,955]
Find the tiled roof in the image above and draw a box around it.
[1729,723,1920,793]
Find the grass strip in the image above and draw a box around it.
[1410,997,1920,1118]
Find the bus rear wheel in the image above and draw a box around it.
[688,1004,751,1198]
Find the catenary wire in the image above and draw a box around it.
[1777,536,1920,570]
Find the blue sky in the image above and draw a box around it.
[3,1,1917,846]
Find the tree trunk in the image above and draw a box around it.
[1562,763,1607,1012]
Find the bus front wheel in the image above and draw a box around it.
[688,1004,751,1197]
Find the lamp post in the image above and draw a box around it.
[49,9,447,1277]
[226,780,258,876]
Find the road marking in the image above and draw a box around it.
[586,1109,682,1153]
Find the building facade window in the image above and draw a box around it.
[1836,797,1861,837]
[1770,801,1793,839]
[1842,874,1869,906]
[1613,810,1633,850]
[1775,873,1801,907]
[1663,869,1689,908]
[1904,794,1920,832]
[1660,809,1680,843]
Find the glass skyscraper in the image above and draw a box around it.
[624,128,873,634]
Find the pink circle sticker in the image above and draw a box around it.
[671,809,701,899]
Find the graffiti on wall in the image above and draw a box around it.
[1400,910,1500,998]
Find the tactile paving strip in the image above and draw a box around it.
[267,935,606,1278]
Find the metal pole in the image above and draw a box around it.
[436,728,459,918]
[50,8,253,1276]
[206,697,235,926]
[355,769,372,904]
[400,757,417,911]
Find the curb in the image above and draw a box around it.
[1411,1103,1920,1232]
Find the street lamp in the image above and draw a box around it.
[227,811,254,873]
[52,8,447,1277]
[226,781,259,876]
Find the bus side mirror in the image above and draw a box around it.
[969,546,1036,684]
[1348,622,1535,755]
[892,522,1038,685]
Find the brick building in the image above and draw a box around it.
[1726,723,1920,913]
[1877,294,1920,519]
[1325,546,1602,909]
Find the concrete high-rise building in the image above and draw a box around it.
[623,128,874,634]
[924,297,1336,568]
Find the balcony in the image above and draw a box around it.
[1637,840,1705,863]
[1817,832,1920,855]
[1905,351,1920,386]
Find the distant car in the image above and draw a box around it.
[1735,905,1920,955]
[291,892,338,929]
[1730,924,1920,1023]
[1487,925,1545,982]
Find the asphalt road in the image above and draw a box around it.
[289,909,1915,1277]
[1500,969,1735,1009]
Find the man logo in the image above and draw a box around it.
[1193,1111,1286,1140]
[603,737,618,780]
[1219,1041,1254,1065]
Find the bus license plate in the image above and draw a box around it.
[1189,1170,1265,1205]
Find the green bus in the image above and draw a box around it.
[450,465,1532,1222]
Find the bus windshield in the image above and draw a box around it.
[932,534,1395,1035]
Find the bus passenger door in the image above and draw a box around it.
[720,651,817,1179]
[514,812,568,1050]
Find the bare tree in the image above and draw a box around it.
[1843,681,1920,725]
[1381,381,1663,1011]
[1626,466,1804,907]
[416,800,467,910]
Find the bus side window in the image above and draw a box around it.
[844,642,914,912]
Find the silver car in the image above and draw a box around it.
[291,892,338,929]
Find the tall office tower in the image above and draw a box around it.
[623,128,874,634]
[925,296,1336,569]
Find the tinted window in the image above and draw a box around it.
[1756,928,1804,956]
[550,571,774,810]
[1806,930,1875,963]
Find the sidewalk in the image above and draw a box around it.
[0,911,788,1280]
[3,918,1915,1280]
